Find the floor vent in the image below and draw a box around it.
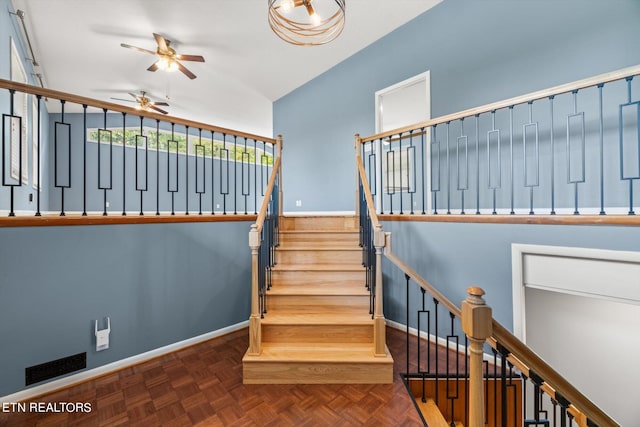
[25,352,86,386]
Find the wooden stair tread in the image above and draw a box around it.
[262,311,373,324]
[272,263,366,271]
[268,284,369,296]
[243,343,392,363]
[417,399,461,427]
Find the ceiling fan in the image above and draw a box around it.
[121,33,205,80]
[110,91,170,114]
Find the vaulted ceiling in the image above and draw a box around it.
[11,0,441,136]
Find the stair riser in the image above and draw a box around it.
[279,233,360,247]
[276,250,362,265]
[271,270,365,286]
[262,324,373,343]
[281,216,357,231]
[243,361,393,384]
[267,295,370,310]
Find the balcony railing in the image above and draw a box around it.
[0,79,278,221]
[357,65,640,224]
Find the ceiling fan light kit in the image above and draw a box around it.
[120,33,205,79]
[268,0,345,46]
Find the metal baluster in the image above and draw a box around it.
[446,122,451,214]
[81,104,87,216]
[211,131,216,215]
[475,114,480,215]
[155,119,160,215]
[387,147,395,214]
[458,119,468,214]
[136,115,148,215]
[598,84,605,215]
[446,312,459,426]
[488,110,501,215]
[254,139,258,214]
[185,126,190,215]
[620,76,638,215]
[550,96,556,215]
[420,128,426,214]
[567,91,585,215]
[432,126,440,215]
[409,131,416,214]
[434,298,439,405]
[379,138,384,214]
[121,112,126,215]
[398,132,403,214]
[523,101,540,215]
[168,123,178,215]
[417,287,428,402]
[55,100,71,216]
[243,137,249,214]
[405,273,410,377]
[509,107,514,214]
[221,133,228,214]
[368,142,377,199]
[4,90,17,216]
[492,348,498,426]
[234,135,238,214]
[196,129,205,215]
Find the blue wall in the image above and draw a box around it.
[274,0,640,327]
[0,221,252,396]
[274,0,640,212]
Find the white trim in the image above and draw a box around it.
[0,321,248,403]
[512,243,640,341]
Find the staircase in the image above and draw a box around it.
[242,215,394,384]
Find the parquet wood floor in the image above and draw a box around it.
[0,327,428,427]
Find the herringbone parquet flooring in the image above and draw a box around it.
[0,327,426,426]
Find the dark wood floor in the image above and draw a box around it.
[0,327,426,426]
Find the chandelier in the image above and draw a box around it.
[268,0,346,46]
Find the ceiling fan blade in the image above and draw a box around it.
[176,54,205,62]
[147,62,160,72]
[110,97,136,103]
[176,61,197,80]
[120,43,156,55]
[149,105,168,115]
[128,92,140,99]
[152,102,170,106]
[153,33,169,52]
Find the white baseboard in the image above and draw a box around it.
[1,321,248,403]
[386,319,497,363]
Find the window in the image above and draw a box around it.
[86,127,273,165]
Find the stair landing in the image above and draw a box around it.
[242,215,393,384]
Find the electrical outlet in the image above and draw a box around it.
[105,201,110,208]
[296,200,302,207]
[216,204,220,209]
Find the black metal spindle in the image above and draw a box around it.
[509,107,514,214]
[420,128,426,214]
[254,139,258,214]
[417,287,428,403]
[598,84,605,215]
[211,131,216,215]
[135,115,148,215]
[409,131,416,214]
[242,137,249,215]
[234,135,237,214]
[524,101,540,215]
[550,96,556,215]
[196,129,205,215]
[3,90,19,216]
[55,100,71,216]
[185,125,190,215]
[81,104,87,216]
[405,273,410,377]
[489,110,501,215]
[567,91,585,215]
[387,148,395,214]
[446,122,451,214]
[458,119,468,214]
[475,115,480,215]
[35,95,42,216]
[446,312,459,425]
[432,126,440,214]
[379,138,384,214]
[121,112,126,215]
[155,119,160,216]
[399,132,403,214]
[221,133,228,214]
[434,298,439,405]
[168,123,178,215]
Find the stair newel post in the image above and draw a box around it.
[462,287,493,427]
[373,224,387,356]
[276,134,283,216]
[248,224,262,355]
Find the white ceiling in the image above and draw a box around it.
[10,0,440,137]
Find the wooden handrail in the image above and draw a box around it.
[0,79,277,144]
[255,155,282,232]
[356,154,380,228]
[360,63,640,143]
[384,242,619,427]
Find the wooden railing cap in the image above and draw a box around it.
[466,286,485,298]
